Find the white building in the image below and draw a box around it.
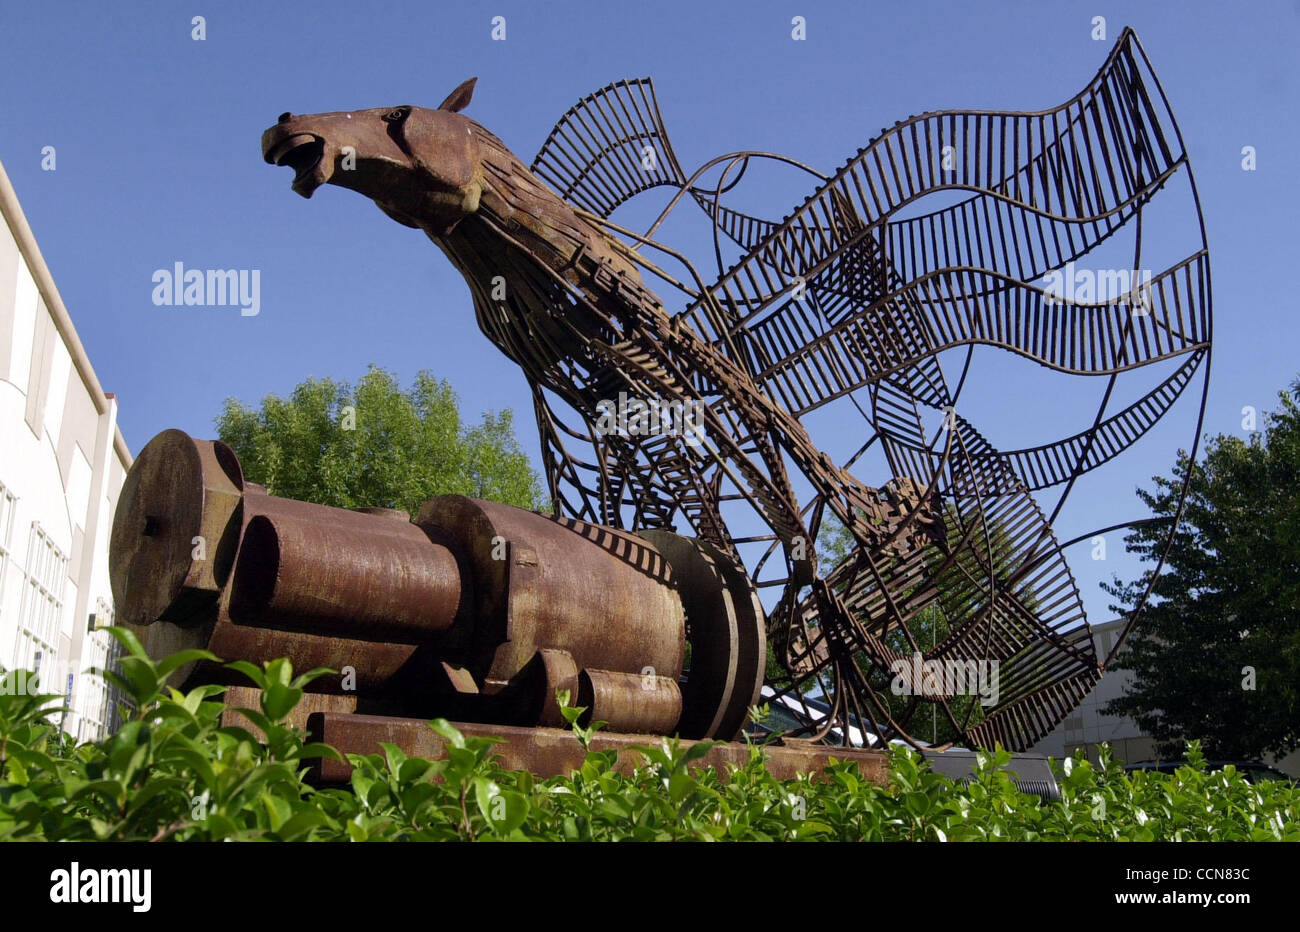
[0,157,132,742]
[1032,618,1299,777]
[1030,619,1159,765]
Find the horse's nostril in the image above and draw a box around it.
[278,112,293,124]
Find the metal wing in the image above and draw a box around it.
[531,78,688,217]
[680,28,1209,419]
[525,30,1212,751]
[696,28,1212,749]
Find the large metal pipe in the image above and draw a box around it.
[109,429,244,626]
[417,496,685,690]
[229,508,462,642]
[577,668,682,735]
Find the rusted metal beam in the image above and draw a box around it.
[304,712,892,787]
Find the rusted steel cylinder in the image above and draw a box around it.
[638,530,766,740]
[203,599,422,695]
[228,509,462,642]
[417,496,686,689]
[577,668,682,735]
[195,490,463,689]
[109,429,245,626]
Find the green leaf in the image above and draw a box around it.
[668,770,696,804]
[5,756,28,787]
[264,659,294,688]
[231,707,274,735]
[290,667,337,690]
[125,776,185,816]
[297,743,346,763]
[115,657,160,705]
[70,779,126,807]
[224,661,267,690]
[216,725,263,748]
[474,777,501,820]
[396,757,432,784]
[680,741,716,766]
[904,792,932,817]
[488,790,529,835]
[260,793,292,831]
[103,626,149,660]
[183,684,228,716]
[156,649,222,681]
[261,683,303,722]
[427,719,465,750]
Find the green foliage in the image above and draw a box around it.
[216,365,545,514]
[1104,378,1300,761]
[0,629,341,841]
[1,638,1295,841]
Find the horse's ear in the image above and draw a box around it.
[438,77,477,112]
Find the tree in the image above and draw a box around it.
[1103,378,1300,761]
[216,365,545,515]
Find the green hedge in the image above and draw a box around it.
[1,629,1296,842]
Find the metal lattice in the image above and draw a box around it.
[518,28,1211,751]
[261,28,1211,751]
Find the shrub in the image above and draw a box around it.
[1,630,1296,842]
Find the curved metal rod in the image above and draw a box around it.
[641,149,830,242]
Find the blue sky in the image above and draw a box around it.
[1,0,1296,624]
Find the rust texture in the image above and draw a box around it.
[107,28,1211,764]
[111,430,765,739]
[304,712,893,787]
[255,28,1212,751]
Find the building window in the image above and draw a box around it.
[0,482,15,624]
[0,483,13,674]
[13,522,68,682]
[76,598,127,742]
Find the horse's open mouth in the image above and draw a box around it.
[267,134,328,197]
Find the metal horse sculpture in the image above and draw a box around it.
[260,28,1211,751]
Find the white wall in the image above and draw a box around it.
[0,157,131,741]
[1031,619,1299,779]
